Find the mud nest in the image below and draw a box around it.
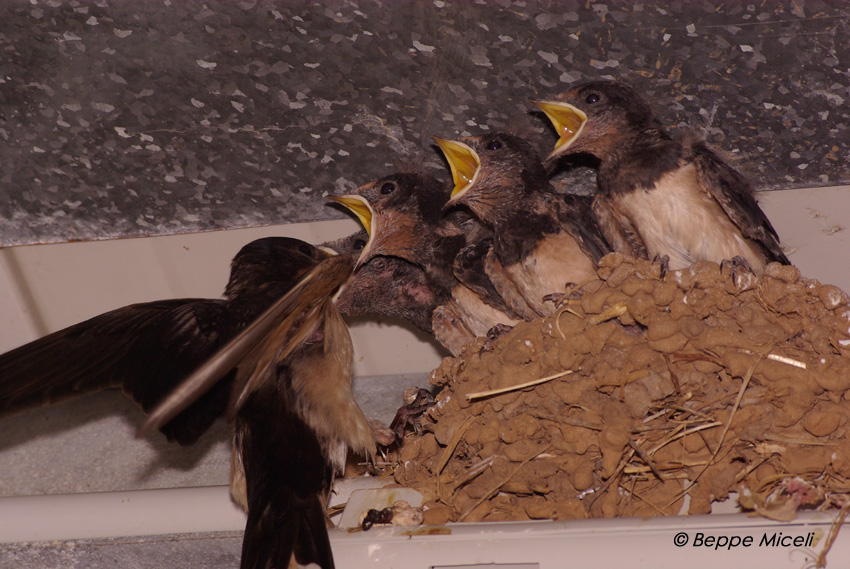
[382,254,850,525]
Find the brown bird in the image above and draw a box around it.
[330,172,519,355]
[535,80,790,273]
[436,133,611,320]
[0,237,373,569]
[324,230,438,334]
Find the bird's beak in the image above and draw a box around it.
[317,246,339,257]
[328,195,376,270]
[433,137,480,207]
[534,100,587,160]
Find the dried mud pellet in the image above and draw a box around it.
[668,298,694,319]
[399,437,423,463]
[626,344,656,369]
[647,331,689,353]
[645,316,681,341]
[569,460,595,492]
[476,425,499,445]
[780,446,836,476]
[801,402,847,437]
[765,262,801,284]
[499,424,519,444]
[503,439,537,462]
[461,500,491,523]
[465,469,501,499]
[478,440,501,459]
[599,256,637,287]
[622,382,652,418]
[524,496,556,519]
[679,317,707,339]
[651,280,679,306]
[774,386,816,428]
[557,425,594,455]
[597,488,620,518]
[688,485,713,515]
[620,274,655,297]
[813,359,850,392]
[626,291,654,325]
[501,479,533,496]
[682,431,708,453]
[555,499,588,520]
[422,501,453,525]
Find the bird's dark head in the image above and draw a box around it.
[536,80,663,167]
[437,132,546,228]
[329,173,447,268]
[321,229,368,259]
[225,237,329,302]
[354,172,448,225]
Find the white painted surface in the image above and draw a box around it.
[0,485,844,569]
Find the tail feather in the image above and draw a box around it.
[240,494,334,569]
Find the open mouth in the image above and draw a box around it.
[534,101,587,157]
[433,137,481,203]
[328,195,376,268]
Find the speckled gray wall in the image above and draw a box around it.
[1,1,848,246]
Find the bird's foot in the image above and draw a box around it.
[478,323,514,355]
[721,255,757,293]
[651,254,670,279]
[388,388,435,440]
[542,292,564,305]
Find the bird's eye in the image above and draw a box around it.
[380,182,395,194]
[353,239,366,251]
[486,140,502,151]
[585,93,600,104]
[298,243,314,256]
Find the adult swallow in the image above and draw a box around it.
[0,237,374,569]
[437,133,611,319]
[323,230,437,334]
[330,173,519,355]
[535,80,790,272]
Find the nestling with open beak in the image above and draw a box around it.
[330,173,519,355]
[0,237,375,569]
[436,133,611,320]
[535,80,790,273]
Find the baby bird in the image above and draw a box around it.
[331,172,519,355]
[436,133,610,319]
[535,80,789,272]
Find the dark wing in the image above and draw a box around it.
[482,248,539,321]
[237,375,335,569]
[591,195,648,259]
[557,193,614,265]
[0,299,233,445]
[452,237,516,317]
[141,254,354,435]
[689,140,790,264]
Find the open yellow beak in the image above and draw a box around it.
[534,101,587,158]
[329,195,374,238]
[433,137,480,203]
[328,195,376,269]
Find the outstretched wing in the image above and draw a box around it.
[0,299,233,445]
[140,254,354,436]
[690,140,789,264]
